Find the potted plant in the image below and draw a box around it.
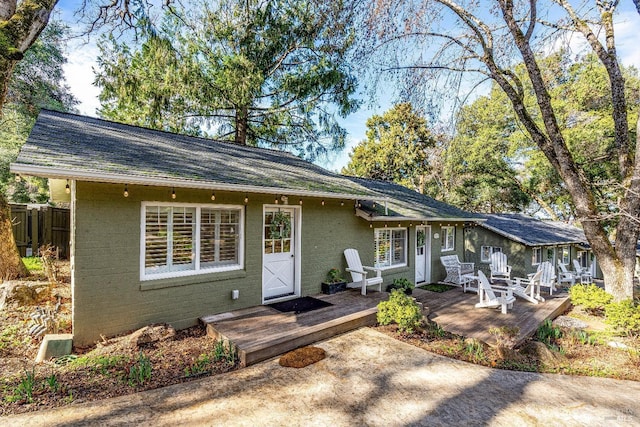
[321,268,347,294]
[385,277,415,295]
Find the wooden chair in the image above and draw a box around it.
[557,262,576,286]
[489,252,512,282]
[475,270,515,314]
[344,248,383,296]
[511,270,543,303]
[536,261,557,296]
[440,255,474,286]
[573,259,593,284]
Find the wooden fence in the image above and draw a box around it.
[10,204,70,259]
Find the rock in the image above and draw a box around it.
[607,341,628,349]
[553,316,588,330]
[495,345,518,361]
[128,324,176,348]
[520,341,567,366]
[3,282,50,306]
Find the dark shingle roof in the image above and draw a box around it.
[12,110,481,221]
[12,110,376,198]
[479,213,588,246]
[347,177,481,221]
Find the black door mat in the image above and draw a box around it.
[268,296,332,314]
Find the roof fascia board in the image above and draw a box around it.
[10,164,372,200]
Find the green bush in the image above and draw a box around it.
[605,299,640,337]
[21,257,43,272]
[569,284,613,315]
[377,289,423,333]
[385,277,415,294]
[127,352,152,386]
[536,319,563,347]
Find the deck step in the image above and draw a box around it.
[205,307,378,367]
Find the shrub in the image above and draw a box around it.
[569,284,612,315]
[536,319,563,350]
[377,289,423,333]
[325,268,344,283]
[21,257,43,272]
[385,277,415,294]
[127,352,152,386]
[605,299,640,337]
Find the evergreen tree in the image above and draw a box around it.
[342,103,437,193]
[95,0,359,159]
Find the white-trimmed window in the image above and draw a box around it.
[481,246,502,262]
[532,247,542,265]
[374,228,407,269]
[441,226,455,252]
[142,203,243,280]
[560,246,570,265]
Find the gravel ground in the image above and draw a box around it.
[2,327,639,427]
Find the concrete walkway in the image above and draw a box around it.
[3,328,638,426]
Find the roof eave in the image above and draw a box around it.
[10,163,374,201]
[477,221,587,247]
[355,208,484,223]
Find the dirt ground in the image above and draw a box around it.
[1,264,638,416]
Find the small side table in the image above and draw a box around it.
[461,274,479,294]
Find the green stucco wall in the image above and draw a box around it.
[422,223,469,283]
[72,182,434,345]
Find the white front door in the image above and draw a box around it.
[415,226,431,284]
[263,207,297,300]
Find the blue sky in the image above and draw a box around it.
[54,1,640,173]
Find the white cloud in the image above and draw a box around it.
[63,39,101,117]
[614,10,640,68]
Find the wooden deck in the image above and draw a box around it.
[199,290,390,367]
[420,286,571,346]
[200,287,570,366]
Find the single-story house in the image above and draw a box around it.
[11,110,481,346]
[464,213,601,280]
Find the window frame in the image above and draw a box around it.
[532,247,542,266]
[441,226,455,252]
[560,246,570,265]
[480,246,503,263]
[140,202,244,281]
[374,227,408,270]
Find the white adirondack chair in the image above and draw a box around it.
[511,269,543,303]
[440,255,474,286]
[557,262,576,286]
[536,261,557,296]
[344,248,383,296]
[573,259,593,284]
[475,270,515,314]
[489,252,512,282]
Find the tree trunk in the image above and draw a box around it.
[235,106,249,145]
[494,1,638,301]
[0,0,58,279]
[0,57,17,116]
[0,193,28,280]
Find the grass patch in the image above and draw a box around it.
[21,257,43,272]
[418,283,455,293]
